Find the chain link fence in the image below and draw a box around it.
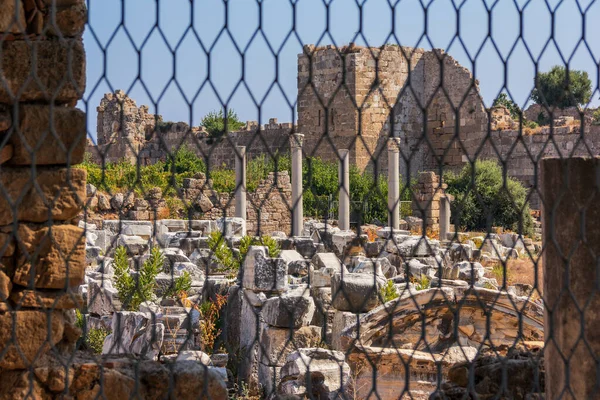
[0,0,599,399]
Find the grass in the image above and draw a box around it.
[486,258,543,294]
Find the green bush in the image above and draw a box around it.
[445,160,534,236]
[201,109,245,141]
[165,145,206,176]
[113,245,164,310]
[87,328,109,354]
[380,280,399,303]
[531,65,592,108]
[208,231,280,274]
[164,271,193,299]
[593,109,600,126]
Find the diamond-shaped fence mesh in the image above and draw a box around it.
[0,0,599,398]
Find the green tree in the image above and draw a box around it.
[531,66,592,109]
[201,109,245,141]
[164,145,206,175]
[445,160,534,236]
[493,93,521,119]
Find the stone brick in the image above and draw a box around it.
[0,39,85,104]
[0,310,65,369]
[0,167,86,225]
[10,289,83,309]
[0,0,26,34]
[44,1,87,37]
[8,105,86,165]
[14,224,85,289]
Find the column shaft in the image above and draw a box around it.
[235,146,247,221]
[388,139,400,230]
[290,134,304,237]
[338,149,350,231]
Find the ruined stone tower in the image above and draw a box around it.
[297,44,487,176]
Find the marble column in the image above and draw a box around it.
[338,149,350,231]
[290,134,304,237]
[235,146,246,221]
[387,138,401,230]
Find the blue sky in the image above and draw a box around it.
[82,0,600,142]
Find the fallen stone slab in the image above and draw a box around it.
[330,272,386,313]
[242,246,287,293]
[261,288,315,329]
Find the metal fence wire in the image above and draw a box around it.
[1,0,600,399]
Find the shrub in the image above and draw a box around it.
[531,65,592,109]
[593,109,600,126]
[164,271,193,299]
[87,328,109,354]
[201,109,245,141]
[209,231,280,274]
[415,275,430,291]
[198,294,227,354]
[445,160,534,237]
[493,93,521,119]
[380,280,399,303]
[164,145,206,176]
[113,245,163,310]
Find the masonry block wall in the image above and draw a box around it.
[0,0,88,385]
[412,171,448,232]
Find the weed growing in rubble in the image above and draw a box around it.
[415,275,431,291]
[380,280,399,303]
[209,231,280,274]
[198,294,227,354]
[114,245,164,311]
[164,271,193,300]
[87,328,109,354]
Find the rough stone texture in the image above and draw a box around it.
[44,0,87,37]
[242,246,287,293]
[0,0,26,34]
[0,167,86,225]
[330,272,386,313]
[0,310,65,369]
[261,289,315,328]
[0,39,86,104]
[542,157,600,399]
[14,224,86,289]
[8,105,86,165]
[10,289,83,309]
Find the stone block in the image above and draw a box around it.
[0,39,86,104]
[87,279,120,316]
[260,324,323,367]
[0,167,86,225]
[216,217,246,237]
[280,249,309,276]
[14,224,85,289]
[8,105,86,165]
[103,220,153,238]
[0,0,26,34]
[44,1,87,37]
[331,311,358,351]
[0,310,65,369]
[10,288,82,309]
[242,246,287,293]
[330,272,385,313]
[261,288,315,328]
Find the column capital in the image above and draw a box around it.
[289,133,304,148]
[387,137,401,152]
[236,145,246,155]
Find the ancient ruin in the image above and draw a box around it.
[2,0,600,399]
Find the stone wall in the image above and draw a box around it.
[0,0,88,381]
[89,91,293,169]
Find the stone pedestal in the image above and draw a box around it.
[542,157,600,399]
[387,139,401,229]
[338,149,350,231]
[235,146,247,221]
[290,134,304,237]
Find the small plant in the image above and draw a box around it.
[592,108,600,126]
[86,328,109,354]
[164,271,193,299]
[208,231,237,272]
[75,309,84,329]
[415,275,430,291]
[380,280,399,303]
[491,264,509,285]
[483,281,497,290]
[113,245,163,311]
[198,294,227,354]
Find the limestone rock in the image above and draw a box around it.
[0,310,65,369]
[278,348,352,399]
[8,105,86,165]
[14,224,85,289]
[97,193,111,211]
[170,361,228,400]
[259,325,322,366]
[261,289,315,328]
[217,217,246,237]
[280,249,309,276]
[330,272,385,313]
[45,1,87,37]
[87,279,120,316]
[0,167,86,225]
[102,312,164,360]
[10,289,83,309]
[242,246,287,293]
